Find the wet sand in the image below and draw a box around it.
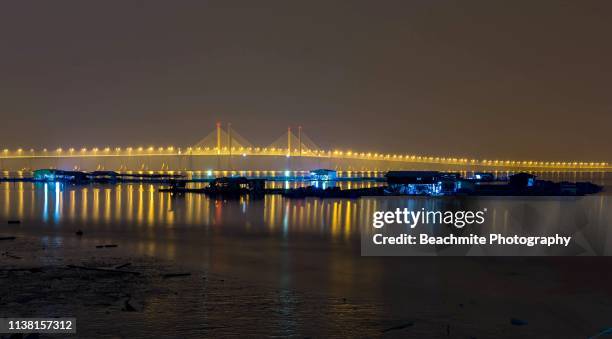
[0,234,395,338]
[2,232,612,338]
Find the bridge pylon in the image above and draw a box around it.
[193,123,253,153]
[268,126,319,156]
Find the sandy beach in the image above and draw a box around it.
[1,234,396,338]
[2,227,612,338]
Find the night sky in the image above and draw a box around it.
[1,1,611,161]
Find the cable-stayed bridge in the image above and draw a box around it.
[0,124,609,173]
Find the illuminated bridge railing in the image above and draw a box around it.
[0,146,610,170]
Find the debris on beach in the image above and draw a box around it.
[2,252,22,259]
[0,267,42,273]
[163,272,192,279]
[382,322,414,333]
[510,318,528,326]
[66,264,140,275]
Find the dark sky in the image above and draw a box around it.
[1,1,611,161]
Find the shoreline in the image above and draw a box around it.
[0,234,400,337]
[2,228,612,337]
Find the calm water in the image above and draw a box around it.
[1,172,610,267]
[1,173,612,336]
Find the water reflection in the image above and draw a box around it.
[0,183,375,239]
[0,177,610,245]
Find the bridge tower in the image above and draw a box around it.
[227,122,232,170]
[298,126,302,156]
[227,123,232,156]
[287,127,291,157]
[216,122,221,155]
[216,121,221,169]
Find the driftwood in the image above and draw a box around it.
[66,264,140,275]
[0,267,42,273]
[382,322,414,333]
[2,252,21,259]
[162,272,191,278]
